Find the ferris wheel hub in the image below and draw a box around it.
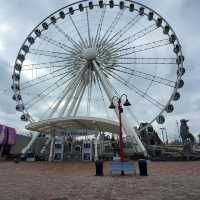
[83,48,97,60]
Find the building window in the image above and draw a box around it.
[75,146,81,152]
[55,144,62,149]
[84,143,91,148]
[83,153,90,160]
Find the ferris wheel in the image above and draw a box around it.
[12,0,185,145]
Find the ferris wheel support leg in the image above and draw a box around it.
[121,115,147,155]
[21,132,39,155]
[92,60,147,155]
[48,134,55,162]
[94,133,99,161]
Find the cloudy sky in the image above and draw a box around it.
[0,0,199,140]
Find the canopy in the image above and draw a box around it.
[26,117,119,135]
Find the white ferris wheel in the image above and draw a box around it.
[12,0,185,153]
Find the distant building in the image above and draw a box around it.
[0,124,32,158]
[198,134,200,144]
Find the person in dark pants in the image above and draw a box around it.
[95,156,104,176]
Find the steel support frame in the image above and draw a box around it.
[92,60,146,155]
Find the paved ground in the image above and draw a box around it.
[0,161,200,200]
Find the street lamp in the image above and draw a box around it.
[109,94,131,173]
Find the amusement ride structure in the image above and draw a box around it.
[11,0,185,160]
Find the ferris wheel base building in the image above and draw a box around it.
[24,117,146,162]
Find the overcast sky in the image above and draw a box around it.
[0,0,199,140]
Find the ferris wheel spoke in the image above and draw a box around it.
[115,61,176,65]
[96,76,110,119]
[69,15,86,48]
[85,7,92,47]
[105,14,141,45]
[26,77,75,112]
[48,80,75,118]
[21,62,78,72]
[22,59,69,68]
[21,63,77,88]
[50,66,86,118]
[39,86,68,120]
[21,67,76,90]
[87,71,93,116]
[40,34,77,53]
[110,65,175,87]
[65,79,86,116]
[94,4,107,48]
[98,9,125,47]
[29,48,72,57]
[27,50,82,63]
[21,66,67,87]
[114,39,170,58]
[126,107,140,126]
[116,38,169,52]
[99,24,158,56]
[104,69,164,110]
[115,57,176,63]
[74,81,88,117]
[73,87,86,116]
[111,23,157,48]
[98,15,147,55]
[22,64,69,71]
[71,82,87,116]
[25,72,71,108]
[53,24,82,50]
[25,71,76,109]
[98,43,118,59]
[59,69,86,117]
[29,51,68,60]
[97,10,121,46]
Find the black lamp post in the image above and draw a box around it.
[109,94,131,174]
